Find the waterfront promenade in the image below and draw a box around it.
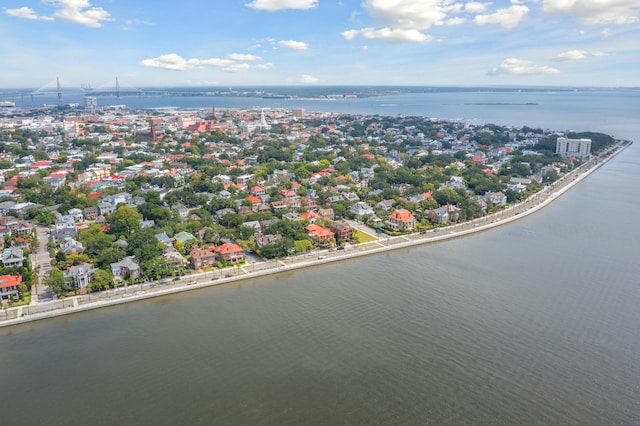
[0,142,630,328]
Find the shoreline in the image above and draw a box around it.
[0,141,631,329]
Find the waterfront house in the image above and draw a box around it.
[189,247,217,269]
[110,256,141,280]
[213,243,244,263]
[0,275,22,301]
[65,263,95,288]
[386,209,416,232]
[305,224,334,246]
[330,221,354,241]
[485,191,507,206]
[429,205,460,224]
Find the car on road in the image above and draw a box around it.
[173,277,180,281]
[187,280,197,285]
[211,277,219,281]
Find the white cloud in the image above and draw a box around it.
[601,28,611,37]
[464,2,491,13]
[256,62,276,69]
[122,19,154,30]
[140,54,236,71]
[227,53,261,61]
[245,0,318,11]
[542,0,638,25]
[553,49,606,61]
[363,0,454,30]
[45,0,113,27]
[488,58,560,75]
[199,58,237,67]
[445,17,466,25]
[4,6,52,20]
[298,74,319,84]
[140,54,275,72]
[222,63,251,73]
[474,5,529,29]
[278,40,309,50]
[342,27,431,43]
[553,49,588,61]
[345,0,525,43]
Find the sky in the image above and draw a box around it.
[1,0,639,89]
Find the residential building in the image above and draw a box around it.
[65,263,95,288]
[0,275,21,301]
[556,137,591,159]
[213,243,244,263]
[386,208,416,232]
[305,224,334,246]
[1,247,23,267]
[190,247,217,269]
[110,256,141,280]
[349,202,374,219]
[330,221,354,241]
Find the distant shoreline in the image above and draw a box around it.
[0,141,631,329]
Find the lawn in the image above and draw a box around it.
[354,229,378,243]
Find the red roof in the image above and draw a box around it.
[305,224,333,238]
[0,275,21,289]
[213,243,243,254]
[88,192,102,199]
[300,211,320,221]
[390,209,414,221]
[246,195,262,204]
[30,161,52,168]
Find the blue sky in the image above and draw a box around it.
[1,0,639,89]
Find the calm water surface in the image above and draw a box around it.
[1,91,639,425]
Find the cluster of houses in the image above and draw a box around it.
[0,100,587,295]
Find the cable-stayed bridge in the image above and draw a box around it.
[0,77,143,101]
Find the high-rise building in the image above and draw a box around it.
[84,96,98,113]
[556,137,591,159]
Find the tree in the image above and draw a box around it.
[88,269,113,292]
[79,225,115,256]
[95,246,126,270]
[108,205,142,237]
[45,267,71,297]
[294,239,313,253]
[127,228,161,262]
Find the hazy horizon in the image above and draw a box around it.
[2,1,638,88]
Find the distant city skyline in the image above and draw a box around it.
[1,0,639,89]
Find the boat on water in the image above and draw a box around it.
[0,101,16,108]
